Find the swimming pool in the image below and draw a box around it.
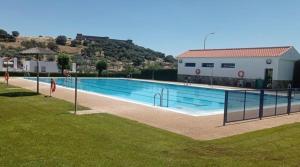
[24,77,297,116]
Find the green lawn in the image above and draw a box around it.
[0,83,300,167]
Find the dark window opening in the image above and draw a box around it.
[185,63,196,67]
[202,63,214,67]
[221,63,235,68]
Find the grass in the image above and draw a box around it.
[0,82,300,166]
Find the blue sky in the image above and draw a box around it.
[1,0,300,56]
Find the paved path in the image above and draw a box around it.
[6,77,300,140]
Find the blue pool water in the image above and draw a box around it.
[24,77,298,116]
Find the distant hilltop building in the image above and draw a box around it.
[76,33,132,43]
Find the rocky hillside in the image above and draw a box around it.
[0,28,177,72]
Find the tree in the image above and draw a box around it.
[146,62,162,80]
[47,42,59,52]
[55,35,67,45]
[83,40,89,46]
[164,55,176,63]
[0,29,15,42]
[12,31,20,37]
[0,29,8,39]
[96,60,107,76]
[57,53,70,75]
[70,40,80,47]
[6,35,16,42]
[132,58,143,67]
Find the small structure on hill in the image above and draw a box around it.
[76,33,133,43]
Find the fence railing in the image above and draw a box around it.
[223,88,300,125]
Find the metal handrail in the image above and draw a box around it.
[63,75,73,87]
[161,88,169,107]
[126,73,133,79]
[24,72,30,77]
[153,93,162,106]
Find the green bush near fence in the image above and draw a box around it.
[1,69,178,81]
[139,69,177,81]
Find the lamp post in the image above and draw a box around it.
[204,32,215,50]
[203,32,215,86]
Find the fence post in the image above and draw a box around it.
[243,90,246,120]
[74,67,78,115]
[259,90,264,120]
[287,89,292,115]
[223,91,229,126]
[275,90,278,115]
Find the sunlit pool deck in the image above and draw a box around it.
[7,77,300,140]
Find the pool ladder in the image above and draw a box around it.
[24,72,30,77]
[153,88,169,107]
[64,75,73,87]
[127,73,133,79]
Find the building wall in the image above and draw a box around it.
[277,47,300,81]
[23,61,59,73]
[178,57,280,80]
[0,58,2,71]
[277,60,294,80]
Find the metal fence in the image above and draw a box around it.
[223,88,300,125]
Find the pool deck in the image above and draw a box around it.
[5,77,300,140]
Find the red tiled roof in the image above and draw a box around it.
[178,46,292,58]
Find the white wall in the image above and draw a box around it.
[23,61,59,73]
[277,60,294,80]
[178,57,280,80]
[0,58,2,71]
[277,47,300,80]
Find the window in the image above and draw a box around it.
[41,66,46,72]
[221,63,235,68]
[185,63,196,67]
[202,63,214,67]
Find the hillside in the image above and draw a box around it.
[0,28,177,72]
[1,36,83,54]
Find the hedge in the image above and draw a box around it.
[137,69,177,81]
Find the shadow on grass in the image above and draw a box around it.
[0,92,38,97]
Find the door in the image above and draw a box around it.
[264,69,273,88]
[293,60,300,87]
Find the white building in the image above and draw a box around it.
[0,57,19,72]
[177,46,300,88]
[0,58,2,71]
[23,60,59,73]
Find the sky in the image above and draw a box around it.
[1,0,300,56]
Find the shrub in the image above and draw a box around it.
[47,42,59,52]
[55,35,67,45]
[164,55,176,63]
[83,40,89,46]
[12,31,20,37]
[21,39,46,49]
[70,40,80,47]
